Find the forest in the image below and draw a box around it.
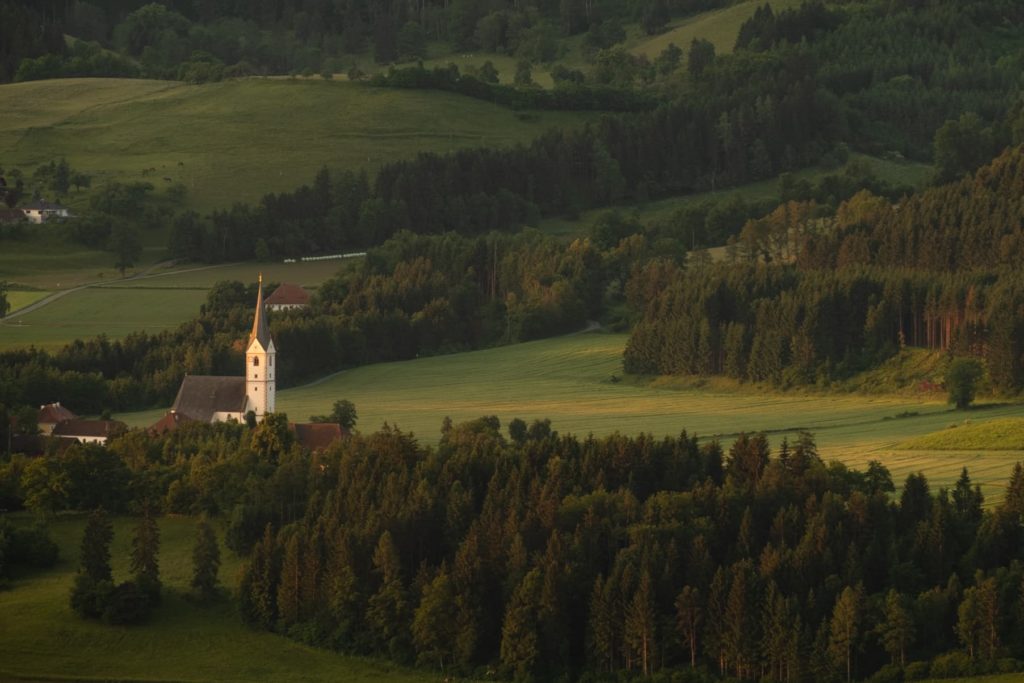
[7,416,1024,682]
[624,145,1024,392]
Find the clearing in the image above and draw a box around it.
[120,331,1024,500]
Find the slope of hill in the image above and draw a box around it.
[631,0,806,58]
[0,77,592,213]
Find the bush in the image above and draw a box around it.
[866,663,903,683]
[103,580,153,625]
[903,662,929,680]
[70,575,114,619]
[929,651,972,678]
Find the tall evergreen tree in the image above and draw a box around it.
[130,508,161,601]
[191,516,221,599]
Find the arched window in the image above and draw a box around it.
[253,357,260,366]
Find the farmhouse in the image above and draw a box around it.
[265,282,311,310]
[52,419,128,445]
[37,402,76,435]
[164,275,276,424]
[20,199,70,224]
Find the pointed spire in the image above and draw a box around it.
[249,273,271,348]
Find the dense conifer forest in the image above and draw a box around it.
[8,416,1024,681]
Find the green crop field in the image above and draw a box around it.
[0,77,591,215]
[113,331,1024,499]
[900,418,1024,451]
[5,289,50,313]
[538,154,933,238]
[0,514,436,683]
[632,0,808,58]
[0,259,350,351]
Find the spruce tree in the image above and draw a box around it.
[130,508,161,601]
[80,508,113,583]
[191,517,221,599]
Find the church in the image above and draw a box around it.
[166,275,276,424]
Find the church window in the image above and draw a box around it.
[253,357,260,367]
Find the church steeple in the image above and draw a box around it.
[246,274,276,418]
[249,273,272,349]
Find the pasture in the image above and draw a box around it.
[900,418,1024,451]
[632,0,808,58]
[0,514,435,683]
[215,331,1024,499]
[0,259,349,351]
[0,77,591,214]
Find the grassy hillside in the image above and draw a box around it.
[0,259,350,351]
[900,418,1024,451]
[632,0,807,58]
[0,514,436,683]
[0,77,591,214]
[113,331,1022,498]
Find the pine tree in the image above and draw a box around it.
[130,508,161,601]
[412,564,457,670]
[366,531,409,656]
[879,589,914,666]
[501,568,542,682]
[276,533,303,629]
[675,585,702,669]
[191,516,221,599]
[80,508,113,583]
[828,585,863,683]
[624,571,656,676]
[589,575,618,672]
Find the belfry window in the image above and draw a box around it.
[253,357,260,367]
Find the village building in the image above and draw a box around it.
[291,422,344,452]
[165,275,276,424]
[37,402,77,435]
[52,419,128,445]
[264,282,311,311]
[20,199,71,224]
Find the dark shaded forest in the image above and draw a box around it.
[8,416,1024,682]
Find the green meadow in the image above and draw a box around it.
[0,77,591,214]
[0,259,349,351]
[117,331,1023,500]
[632,0,808,58]
[901,418,1024,451]
[0,514,436,683]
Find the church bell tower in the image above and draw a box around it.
[246,274,276,418]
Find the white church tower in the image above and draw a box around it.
[246,274,276,418]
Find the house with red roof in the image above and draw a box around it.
[264,282,311,311]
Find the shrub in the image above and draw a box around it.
[929,651,972,678]
[903,662,929,680]
[103,580,153,625]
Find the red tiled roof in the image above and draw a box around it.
[38,402,77,424]
[265,283,311,306]
[290,422,345,452]
[148,411,195,435]
[52,419,127,439]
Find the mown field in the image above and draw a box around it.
[117,331,1024,500]
[632,0,807,58]
[901,418,1024,451]
[538,154,933,238]
[0,259,349,351]
[0,514,437,683]
[0,77,591,214]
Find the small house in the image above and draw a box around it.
[37,402,77,435]
[265,283,311,311]
[52,419,127,445]
[290,422,345,453]
[21,199,71,224]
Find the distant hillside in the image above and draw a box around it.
[0,77,591,212]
